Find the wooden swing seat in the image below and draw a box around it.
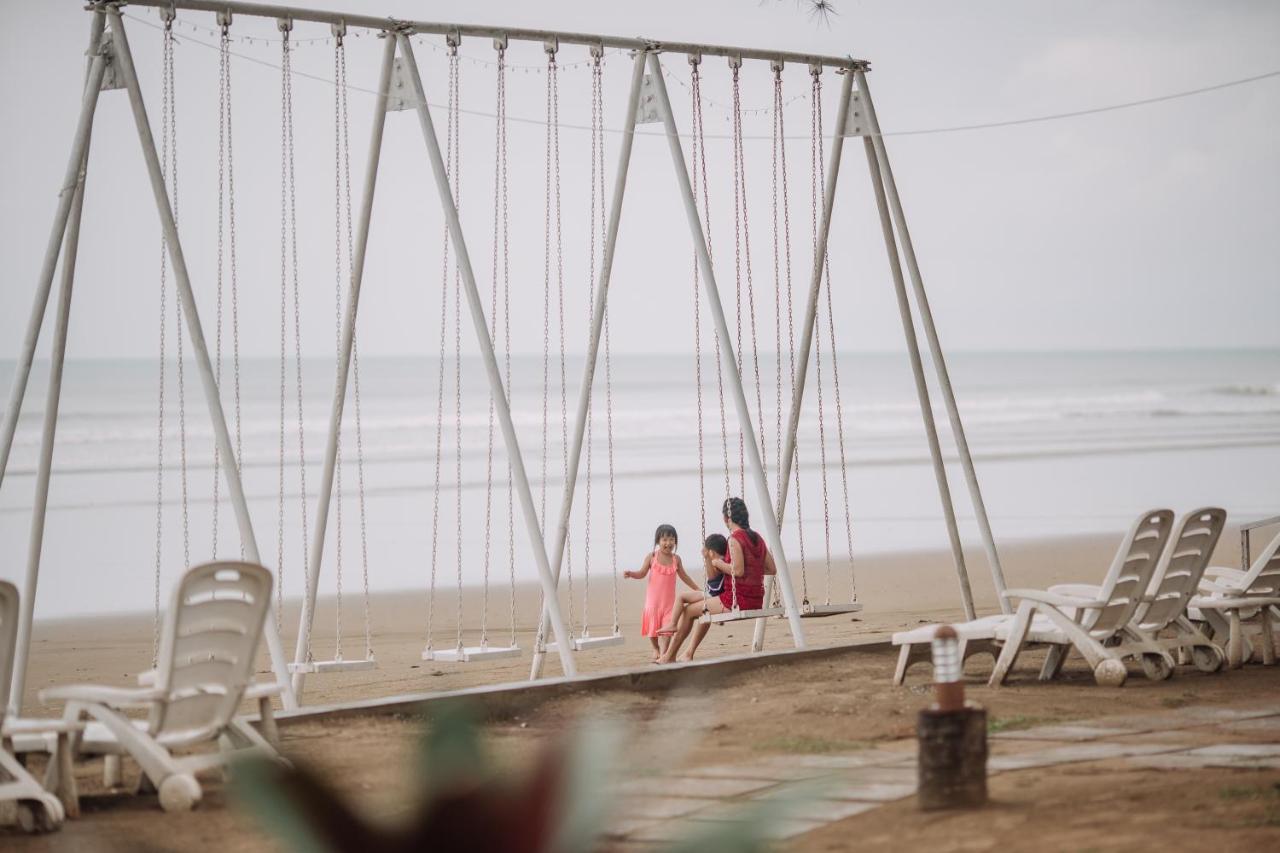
[704,605,785,624]
[423,645,522,663]
[798,602,863,619]
[544,631,625,653]
[286,657,377,674]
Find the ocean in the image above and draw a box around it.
[1,348,1277,618]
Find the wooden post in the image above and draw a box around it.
[917,706,987,810]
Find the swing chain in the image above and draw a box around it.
[447,48,464,653]
[425,49,458,655]
[691,62,731,501]
[495,43,518,649]
[152,14,176,666]
[812,78,858,603]
[331,31,346,660]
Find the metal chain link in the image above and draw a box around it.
[337,39,373,657]
[212,24,226,558]
[224,24,244,563]
[482,42,502,649]
[581,51,598,639]
[284,27,313,660]
[786,75,808,602]
[690,59,707,546]
[152,16,175,666]
[448,46,464,653]
[497,48,517,649]
[771,67,784,511]
[730,63,746,498]
[691,65,731,501]
[425,48,457,656]
[167,21,190,575]
[276,23,288,633]
[331,34,346,660]
[596,54,619,637]
[809,71,833,605]
[813,80,857,603]
[550,52,576,636]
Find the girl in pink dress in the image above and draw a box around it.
[624,524,701,661]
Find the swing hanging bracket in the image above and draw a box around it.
[94,33,125,92]
[841,91,869,137]
[635,73,662,125]
[386,54,418,112]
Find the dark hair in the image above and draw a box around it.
[653,523,678,546]
[722,497,760,546]
[704,533,728,557]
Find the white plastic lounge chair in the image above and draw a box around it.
[38,561,283,812]
[1189,528,1280,668]
[0,581,79,832]
[891,509,1172,685]
[1045,507,1227,680]
[891,615,1009,686]
[989,509,1174,687]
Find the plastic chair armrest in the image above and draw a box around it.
[39,684,165,707]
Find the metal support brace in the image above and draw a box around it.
[857,69,1004,614]
[393,33,578,677]
[647,53,806,650]
[528,49,649,681]
[291,33,396,701]
[752,66,855,653]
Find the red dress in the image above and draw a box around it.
[721,528,767,611]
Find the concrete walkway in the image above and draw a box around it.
[604,702,1280,845]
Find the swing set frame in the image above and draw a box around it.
[1,0,1008,711]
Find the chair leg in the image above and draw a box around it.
[990,603,1034,686]
[43,732,79,819]
[1227,610,1245,669]
[257,696,281,749]
[1038,645,1068,681]
[103,754,123,788]
[1260,607,1276,666]
[893,644,913,686]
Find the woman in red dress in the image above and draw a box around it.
[657,497,776,664]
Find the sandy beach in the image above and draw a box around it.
[3,526,1277,852]
[12,527,1254,715]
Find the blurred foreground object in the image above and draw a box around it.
[917,626,987,810]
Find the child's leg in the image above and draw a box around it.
[649,636,660,656]
[658,598,710,663]
[658,634,670,656]
[681,621,712,662]
[659,591,704,632]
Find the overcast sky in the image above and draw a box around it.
[1,0,1277,359]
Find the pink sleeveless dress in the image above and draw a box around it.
[640,550,678,638]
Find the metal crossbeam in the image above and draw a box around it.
[119,0,868,70]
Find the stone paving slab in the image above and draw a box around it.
[615,796,715,820]
[1215,716,1280,734]
[690,797,878,824]
[812,780,918,802]
[1126,753,1280,771]
[992,724,1143,741]
[616,775,775,799]
[678,762,830,782]
[1183,743,1280,759]
[987,741,1178,771]
[603,818,661,839]
[773,750,910,769]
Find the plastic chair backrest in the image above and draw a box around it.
[1088,509,1174,637]
[1240,528,1280,597]
[150,561,272,745]
[0,581,17,725]
[1137,508,1226,631]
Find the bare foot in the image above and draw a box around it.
[677,652,695,663]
